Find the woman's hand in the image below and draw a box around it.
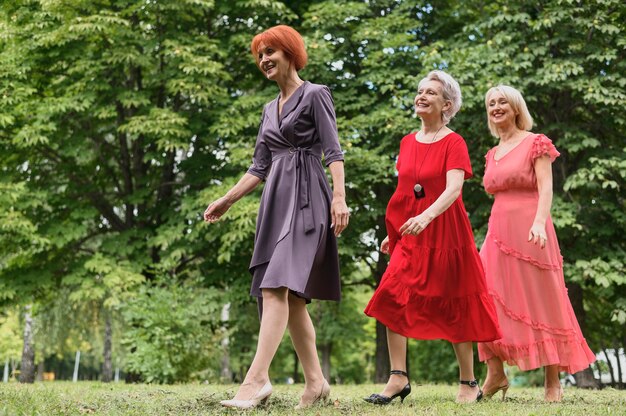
[204,196,232,223]
[330,196,349,237]
[380,236,390,254]
[528,222,548,249]
[399,213,433,236]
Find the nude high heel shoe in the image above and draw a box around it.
[295,379,331,410]
[482,377,509,401]
[220,381,272,409]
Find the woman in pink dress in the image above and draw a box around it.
[478,85,595,402]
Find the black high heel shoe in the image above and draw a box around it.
[458,379,483,403]
[364,370,411,405]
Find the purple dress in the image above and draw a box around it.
[246,81,344,303]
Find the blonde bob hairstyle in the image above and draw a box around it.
[485,85,533,138]
[417,70,462,125]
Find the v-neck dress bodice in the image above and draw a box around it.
[246,81,344,303]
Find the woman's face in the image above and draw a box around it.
[414,80,449,120]
[487,90,516,129]
[257,43,291,81]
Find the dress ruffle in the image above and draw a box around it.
[491,233,563,271]
[366,272,501,343]
[365,242,501,343]
[490,289,576,337]
[479,336,595,374]
[531,134,560,162]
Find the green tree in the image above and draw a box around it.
[1,0,624,385]
[433,0,626,386]
[0,308,22,379]
[0,0,233,381]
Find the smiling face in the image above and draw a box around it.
[487,90,517,130]
[414,80,451,121]
[257,43,292,81]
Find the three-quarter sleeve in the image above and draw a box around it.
[246,107,272,180]
[445,135,473,179]
[311,86,344,166]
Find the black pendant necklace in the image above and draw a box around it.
[413,125,444,199]
[413,183,425,199]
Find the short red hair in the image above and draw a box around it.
[250,25,308,71]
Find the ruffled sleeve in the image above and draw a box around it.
[531,134,560,162]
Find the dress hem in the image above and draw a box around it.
[479,337,594,374]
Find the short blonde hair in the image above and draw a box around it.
[418,70,462,125]
[485,85,533,138]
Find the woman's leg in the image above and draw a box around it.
[544,364,562,402]
[287,294,327,403]
[231,287,289,400]
[481,355,508,393]
[379,328,409,397]
[452,342,480,402]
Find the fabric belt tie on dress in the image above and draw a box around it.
[294,147,317,234]
[273,147,320,234]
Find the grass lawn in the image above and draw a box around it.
[0,382,624,415]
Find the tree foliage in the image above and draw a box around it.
[0,0,624,383]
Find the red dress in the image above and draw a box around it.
[364,132,501,343]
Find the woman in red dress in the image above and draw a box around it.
[477,85,595,402]
[364,70,501,404]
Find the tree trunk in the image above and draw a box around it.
[19,305,35,383]
[574,366,600,389]
[3,358,9,382]
[614,341,624,389]
[220,303,232,381]
[321,342,332,382]
[373,242,390,383]
[102,313,113,382]
[292,350,300,383]
[372,210,391,384]
[73,350,80,382]
[36,361,44,381]
[567,282,599,388]
[601,348,615,386]
[375,320,390,383]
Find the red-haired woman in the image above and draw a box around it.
[204,25,349,410]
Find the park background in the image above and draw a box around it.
[0,0,624,400]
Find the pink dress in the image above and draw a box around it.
[477,134,595,373]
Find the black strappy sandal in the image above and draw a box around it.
[459,379,483,402]
[364,370,412,405]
